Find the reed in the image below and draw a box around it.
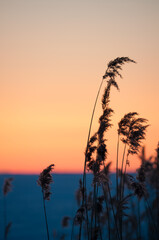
[3,177,13,240]
[37,164,54,240]
[70,57,159,240]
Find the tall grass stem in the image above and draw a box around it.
[42,190,50,240]
[116,134,120,201]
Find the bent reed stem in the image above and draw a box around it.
[42,189,50,240]
[4,196,7,240]
[83,78,104,194]
[81,77,105,240]
[120,143,127,200]
[107,183,121,240]
[116,134,120,201]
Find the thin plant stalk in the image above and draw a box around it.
[4,196,7,240]
[78,221,82,240]
[130,196,138,240]
[102,185,111,240]
[106,183,121,240]
[156,188,159,236]
[116,134,120,201]
[42,189,50,240]
[3,178,13,240]
[37,164,54,240]
[106,206,111,240]
[90,184,97,239]
[119,144,127,240]
[71,218,75,240]
[81,78,104,240]
[83,78,104,194]
[120,143,127,200]
[90,202,94,240]
[145,198,157,235]
[97,214,103,240]
[144,201,155,240]
[121,158,128,201]
[156,145,159,233]
[138,200,141,240]
[85,199,90,240]
[94,184,97,231]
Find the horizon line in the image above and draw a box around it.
[0,170,136,175]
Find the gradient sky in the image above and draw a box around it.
[0,0,159,174]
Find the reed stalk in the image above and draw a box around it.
[107,183,121,240]
[137,200,141,240]
[83,78,104,195]
[80,57,136,240]
[3,196,7,240]
[3,178,13,240]
[37,164,54,240]
[145,198,157,236]
[42,189,50,240]
[120,144,127,200]
[116,134,120,202]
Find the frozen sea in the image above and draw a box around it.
[0,174,93,240]
[0,173,149,240]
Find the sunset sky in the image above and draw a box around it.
[0,0,159,174]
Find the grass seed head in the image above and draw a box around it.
[37,164,54,200]
[127,174,147,199]
[3,178,13,196]
[118,113,149,155]
[61,216,70,228]
[103,57,136,79]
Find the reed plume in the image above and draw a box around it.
[118,113,149,156]
[3,178,13,196]
[118,113,149,197]
[37,164,54,240]
[127,175,146,200]
[62,216,70,227]
[3,178,13,240]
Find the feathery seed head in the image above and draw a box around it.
[127,175,146,199]
[98,107,114,143]
[137,162,145,183]
[96,196,104,213]
[93,168,110,186]
[61,216,70,228]
[3,178,13,196]
[75,179,84,206]
[74,207,85,225]
[116,194,132,218]
[37,164,54,200]
[87,191,93,210]
[118,112,138,136]
[102,80,119,110]
[89,133,97,144]
[97,142,107,161]
[5,222,12,239]
[103,57,136,79]
[118,112,148,155]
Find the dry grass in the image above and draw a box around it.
[70,57,159,240]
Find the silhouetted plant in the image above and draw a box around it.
[71,57,139,240]
[83,57,136,198]
[62,216,71,228]
[37,164,54,240]
[3,177,13,240]
[69,57,159,240]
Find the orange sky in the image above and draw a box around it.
[0,0,159,174]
